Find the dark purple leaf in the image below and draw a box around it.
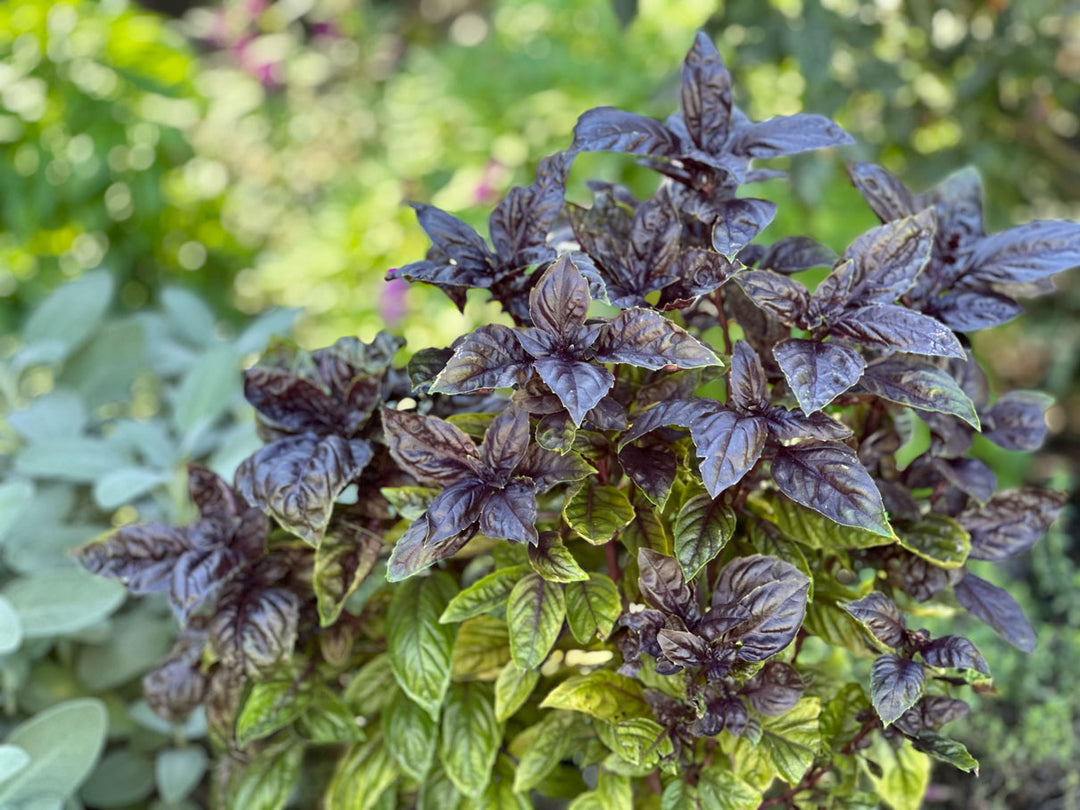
[741,662,804,716]
[430,324,532,394]
[73,523,192,595]
[964,220,1080,285]
[534,358,614,427]
[856,358,980,429]
[243,368,341,436]
[757,236,837,274]
[932,289,1024,332]
[870,654,925,726]
[841,592,906,648]
[773,338,865,414]
[712,554,810,661]
[480,407,530,483]
[488,151,570,265]
[831,305,964,358]
[918,166,985,257]
[592,309,721,369]
[680,32,733,153]
[710,198,777,260]
[847,162,915,223]
[840,209,936,305]
[920,696,971,731]
[169,546,241,623]
[571,107,682,156]
[732,114,854,158]
[620,398,709,446]
[209,583,299,676]
[735,270,811,324]
[771,440,892,536]
[424,480,488,545]
[728,341,769,413]
[410,202,494,269]
[981,391,1053,451]
[514,445,593,493]
[407,348,454,394]
[528,255,592,341]
[637,548,698,624]
[143,625,207,721]
[953,572,1036,652]
[935,458,996,505]
[386,515,477,582]
[619,444,677,510]
[694,410,768,498]
[921,636,989,675]
[235,435,374,545]
[657,628,708,668]
[480,479,539,545]
[205,664,245,746]
[660,248,736,302]
[884,550,959,603]
[762,405,852,442]
[382,408,480,486]
[187,464,244,523]
[961,488,1067,561]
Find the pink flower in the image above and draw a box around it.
[380,277,409,326]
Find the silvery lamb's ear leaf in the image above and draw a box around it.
[762,405,853,442]
[144,626,207,721]
[870,654,925,726]
[409,202,494,271]
[386,516,477,582]
[169,546,243,622]
[847,162,915,223]
[533,358,614,427]
[728,341,769,413]
[424,480,488,546]
[920,636,989,675]
[680,32,733,153]
[930,289,1024,332]
[771,440,892,536]
[488,151,571,266]
[981,390,1054,451]
[657,628,708,669]
[430,324,532,394]
[514,445,593,493]
[830,305,964,358]
[235,435,374,545]
[773,338,865,414]
[712,555,810,661]
[73,523,193,595]
[736,270,811,325]
[841,592,907,648]
[953,572,1036,652]
[209,583,299,677]
[731,113,854,158]
[637,548,698,623]
[592,309,721,369]
[856,358,980,429]
[960,488,1067,562]
[963,219,1080,285]
[571,106,682,156]
[407,348,454,394]
[480,407,530,482]
[711,199,777,260]
[382,408,480,485]
[741,662,804,716]
[840,210,936,305]
[757,236,838,274]
[479,478,538,545]
[529,255,592,341]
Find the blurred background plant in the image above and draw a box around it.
[0,0,1077,806]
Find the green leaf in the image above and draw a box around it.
[79,749,155,808]
[325,737,399,810]
[866,736,931,810]
[673,491,736,579]
[440,683,502,798]
[162,287,217,346]
[0,479,34,543]
[3,570,125,638]
[747,491,895,550]
[494,661,540,722]
[473,753,532,810]
[416,767,463,810]
[64,318,146,407]
[568,771,632,810]
[597,717,674,768]
[296,687,365,744]
[0,595,23,655]
[23,270,113,361]
[92,466,170,510]
[387,572,457,719]
[507,573,566,669]
[563,484,635,544]
[912,734,979,774]
[235,679,309,747]
[620,501,672,556]
[540,670,649,722]
[441,565,530,624]
[385,693,439,781]
[896,513,971,568]
[380,486,440,521]
[564,573,621,644]
[314,523,381,626]
[513,711,584,792]
[155,748,208,805]
[0,698,108,804]
[0,746,29,784]
[697,764,763,810]
[15,437,132,483]
[528,534,589,582]
[451,616,511,681]
[345,654,396,715]
[174,345,239,435]
[75,611,174,691]
[731,697,821,789]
